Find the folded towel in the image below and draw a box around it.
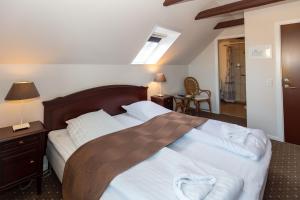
[221,124,250,144]
[187,129,266,160]
[199,119,268,147]
[173,173,216,200]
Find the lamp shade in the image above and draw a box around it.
[5,82,40,101]
[154,73,166,82]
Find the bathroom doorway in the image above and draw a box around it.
[218,37,246,119]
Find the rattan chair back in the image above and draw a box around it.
[184,77,200,96]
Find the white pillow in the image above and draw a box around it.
[66,110,125,147]
[122,101,171,122]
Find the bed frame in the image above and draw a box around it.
[43,85,148,131]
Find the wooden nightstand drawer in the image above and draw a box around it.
[151,98,162,104]
[0,135,39,153]
[165,98,172,103]
[165,98,173,108]
[0,121,47,194]
[0,148,38,187]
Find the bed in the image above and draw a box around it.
[43,85,271,200]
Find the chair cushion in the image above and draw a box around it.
[194,94,209,101]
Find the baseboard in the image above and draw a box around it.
[268,134,284,142]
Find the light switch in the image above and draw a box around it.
[266,79,273,88]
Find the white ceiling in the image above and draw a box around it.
[0,0,241,65]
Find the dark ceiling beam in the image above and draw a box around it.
[195,0,286,20]
[163,0,190,6]
[214,18,244,29]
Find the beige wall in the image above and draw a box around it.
[188,26,245,113]
[0,64,187,127]
[245,0,300,141]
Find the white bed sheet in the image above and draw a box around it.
[46,113,271,200]
[47,129,76,162]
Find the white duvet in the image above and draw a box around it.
[101,148,243,200]
[121,101,269,161]
[113,113,272,200]
[121,102,268,161]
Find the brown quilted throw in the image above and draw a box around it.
[62,112,207,200]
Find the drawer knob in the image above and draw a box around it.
[29,160,35,164]
[18,140,24,144]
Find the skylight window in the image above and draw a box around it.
[132,26,181,65]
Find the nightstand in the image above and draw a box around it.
[151,95,173,110]
[0,121,47,194]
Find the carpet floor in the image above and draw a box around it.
[189,110,247,127]
[0,113,299,200]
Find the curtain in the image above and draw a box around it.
[222,46,236,102]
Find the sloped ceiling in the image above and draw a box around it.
[0,0,241,65]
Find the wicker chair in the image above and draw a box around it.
[184,77,212,113]
[173,96,186,113]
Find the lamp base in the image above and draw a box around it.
[13,123,30,132]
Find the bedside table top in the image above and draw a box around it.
[151,95,173,99]
[0,121,47,143]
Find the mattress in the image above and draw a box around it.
[47,141,66,182]
[46,113,271,200]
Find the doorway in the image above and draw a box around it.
[281,22,300,145]
[218,37,246,119]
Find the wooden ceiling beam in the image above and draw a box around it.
[163,0,190,6]
[214,18,244,29]
[195,0,286,20]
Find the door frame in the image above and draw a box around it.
[274,18,300,142]
[214,34,245,114]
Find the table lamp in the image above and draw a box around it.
[5,82,40,132]
[154,73,166,97]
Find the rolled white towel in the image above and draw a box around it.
[173,173,216,200]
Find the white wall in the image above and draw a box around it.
[188,26,245,113]
[0,64,187,127]
[188,1,300,141]
[245,0,300,141]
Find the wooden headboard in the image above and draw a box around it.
[43,85,148,131]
